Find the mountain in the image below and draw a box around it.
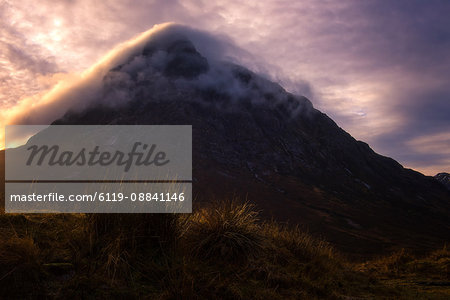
[435,172,450,190]
[2,25,449,257]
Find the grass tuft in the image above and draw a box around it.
[178,200,264,262]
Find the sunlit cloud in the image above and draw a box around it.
[1,0,449,175]
[402,132,450,175]
[0,23,252,148]
[407,132,450,156]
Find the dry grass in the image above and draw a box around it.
[0,201,447,299]
[357,246,450,299]
[178,200,264,262]
[262,221,335,261]
[360,246,449,279]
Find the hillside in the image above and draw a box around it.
[35,26,450,256]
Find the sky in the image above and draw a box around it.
[1,0,449,175]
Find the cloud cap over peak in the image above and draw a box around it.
[1,1,449,175]
[1,22,311,148]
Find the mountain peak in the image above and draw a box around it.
[435,172,450,190]
[110,24,211,80]
[143,38,209,79]
[99,25,314,115]
[1,23,314,131]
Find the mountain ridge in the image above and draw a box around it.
[1,25,449,256]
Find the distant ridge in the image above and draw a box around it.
[435,172,450,190]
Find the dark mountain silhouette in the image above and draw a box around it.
[2,28,449,257]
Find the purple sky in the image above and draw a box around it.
[1,0,449,175]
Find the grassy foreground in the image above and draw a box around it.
[0,201,448,299]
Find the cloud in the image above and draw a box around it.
[1,0,449,175]
[3,23,307,148]
[1,23,177,129]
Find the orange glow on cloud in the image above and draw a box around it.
[1,23,176,149]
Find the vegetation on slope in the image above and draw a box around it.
[0,200,448,299]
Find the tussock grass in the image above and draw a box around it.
[178,200,264,262]
[356,246,450,299]
[262,221,335,261]
[0,235,43,297]
[86,213,178,285]
[361,246,450,280]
